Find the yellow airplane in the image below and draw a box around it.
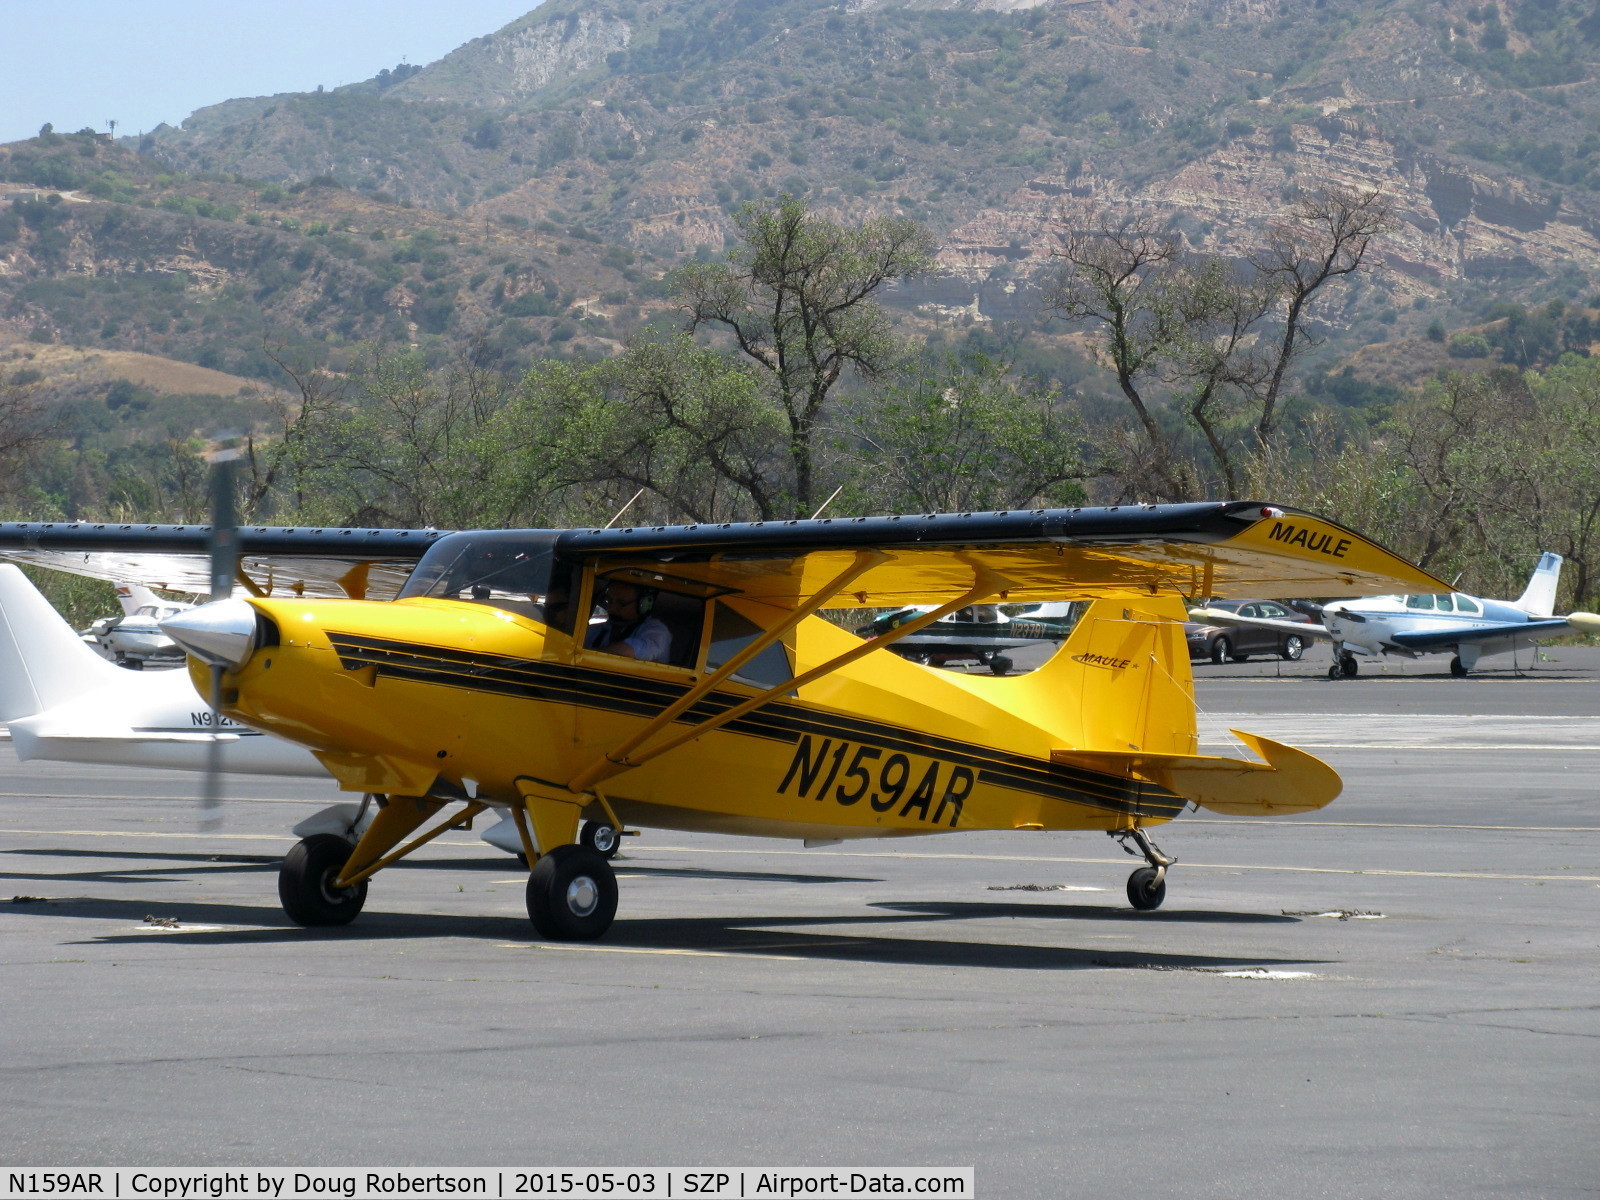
[0,502,1446,940]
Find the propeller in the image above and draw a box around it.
[200,451,240,830]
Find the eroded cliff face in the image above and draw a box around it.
[940,117,1600,304]
[395,13,633,106]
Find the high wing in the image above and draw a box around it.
[563,501,1445,607]
[0,501,1444,607]
[0,523,452,599]
[1188,607,1334,642]
[1389,614,1600,650]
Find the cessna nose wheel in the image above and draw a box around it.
[580,818,622,858]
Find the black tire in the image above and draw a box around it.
[1127,867,1166,911]
[1282,634,1306,661]
[1340,655,1359,678]
[1450,655,1469,677]
[1210,636,1232,665]
[279,834,367,927]
[580,819,621,859]
[989,655,1013,676]
[527,844,617,940]
[1327,663,1342,680]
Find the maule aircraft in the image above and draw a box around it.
[1191,551,1600,678]
[0,502,1447,941]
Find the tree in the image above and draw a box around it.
[672,195,937,518]
[0,370,58,499]
[850,354,1086,513]
[1040,209,1191,500]
[501,336,781,526]
[1250,182,1396,451]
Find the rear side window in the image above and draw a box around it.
[1455,595,1480,614]
[705,603,792,690]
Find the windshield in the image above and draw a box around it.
[398,531,560,610]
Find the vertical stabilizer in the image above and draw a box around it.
[115,582,161,616]
[1028,595,1197,756]
[1514,552,1562,618]
[0,565,121,722]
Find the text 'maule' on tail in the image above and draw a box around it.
[0,564,122,723]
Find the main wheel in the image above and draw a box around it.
[1328,663,1342,680]
[1126,866,1166,911]
[989,655,1013,676]
[279,834,367,927]
[1210,636,1233,665]
[1450,655,1469,677]
[1340,655,1359,678]
[527,844,617,940]
[580,818,621,859]
[1282,634,1306,661]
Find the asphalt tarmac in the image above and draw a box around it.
[1,647,1596,1198]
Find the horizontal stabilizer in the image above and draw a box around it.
[1051,730,1341,816]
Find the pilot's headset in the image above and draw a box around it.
[603,579,657,615]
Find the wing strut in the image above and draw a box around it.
[567,565,1010,794]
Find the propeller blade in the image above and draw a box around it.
[200,452,241,830]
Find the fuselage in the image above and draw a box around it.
[1323,593,1542,659]
[212,593,1202,841]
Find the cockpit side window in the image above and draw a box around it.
[1406,594,1436,610]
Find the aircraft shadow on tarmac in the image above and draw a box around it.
[0,845,879,887]
[9,893,1325,973]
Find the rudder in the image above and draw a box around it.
[0,564,121,722]
[1514,552,1562,618]
[1030,595,1197,757]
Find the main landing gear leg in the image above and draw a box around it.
[1111,826,1174,911]
[516,781,617,941]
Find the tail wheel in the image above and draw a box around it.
[1126,867,1166,911]
[279,834,367,927]
[527,844,617,941]
[1210,636,1233,664]
[580,819,621,859]
[1282,634,1305,661]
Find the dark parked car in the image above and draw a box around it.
[1184,599,1316,664]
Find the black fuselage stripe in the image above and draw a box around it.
[327,635,1184,816]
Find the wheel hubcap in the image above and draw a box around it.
[593,826,616,853]
[566,874,599,917]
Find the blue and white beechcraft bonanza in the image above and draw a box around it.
[1191,552,1600,678]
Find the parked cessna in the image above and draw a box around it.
[1191,552,1600,678]
[0,502,1448,941]
[852,602,1080,674]
[0,565,611,858]
[82,582,190,668]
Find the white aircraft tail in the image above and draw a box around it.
[114,582,161,616]
[1514,552,1562,618]
[0,564,123,722]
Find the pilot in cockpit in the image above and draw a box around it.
[586,581,671,663]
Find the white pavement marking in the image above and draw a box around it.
[1198,712,1600,750]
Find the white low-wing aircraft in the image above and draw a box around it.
[1191,552,1600,678]
[0,564,544,855]
[82,582,192,667]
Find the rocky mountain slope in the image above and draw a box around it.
[6,0,1600,395]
